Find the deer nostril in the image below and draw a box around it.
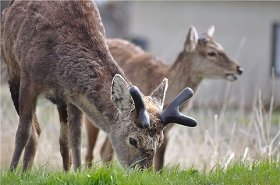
[237,67,243,75]
[147,149,155,155]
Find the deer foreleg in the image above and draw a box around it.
[153,126,171,171]
[67,104,82,171]
[57,104,72,171]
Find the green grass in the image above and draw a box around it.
[1,161,279,185]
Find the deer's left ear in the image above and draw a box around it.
[111,74,134,110]
[150,78,168,109]
[184,26,198,52]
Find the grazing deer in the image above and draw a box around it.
[1,1,197,171]
[84,26,243,170]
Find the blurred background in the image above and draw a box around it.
[96,1,280,109]
[1,1,279,171]
[2,1,280,108]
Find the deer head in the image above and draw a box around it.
[183,25,243,81]
[109,74,197,168]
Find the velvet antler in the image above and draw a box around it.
[159,87,197,127]
[129,86,151,128]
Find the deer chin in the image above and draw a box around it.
[226,73,237,81]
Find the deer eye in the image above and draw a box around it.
[149,129,157,136]
[207,51,217,57]
[129,137,138,148]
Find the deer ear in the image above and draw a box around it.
[111,74,134,110]
[150,78,168,109]
[184,26,198,52]
[206,25,215,37]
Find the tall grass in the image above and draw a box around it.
[165,78,279,171]
[0,82,279,171]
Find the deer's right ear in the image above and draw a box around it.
[150,78,168,109]
[184,26,198,53]
[111,74,134,110]
[206,25,215,37]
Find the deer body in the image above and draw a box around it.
[1,0,122,171]
[107,28,242,101]
[85,26,242,170]
[1,1,196,171]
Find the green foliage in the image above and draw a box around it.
[1,161,279,185]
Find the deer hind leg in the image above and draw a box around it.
[100,137,114,163]
[67,103,82,171]
[9,79,38,171]
[57,104,72,171]
[8,79,20,114]
[85,117,100,168]
[22,114,41,170]
[9,78,40,170]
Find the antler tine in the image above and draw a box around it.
[129,86,151,128]
[159,87,197,127]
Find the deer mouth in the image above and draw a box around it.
[225,66,243,81]
[129,156,151,169]
[226,73,238,81]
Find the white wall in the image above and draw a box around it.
[129,1,280,108]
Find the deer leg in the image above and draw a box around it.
[9,79,41,170]
[85,117,100,168]
[153,126,171,171]
[100,137,114,163]
[9,80,38,171]
[153,136,167,171]
[67,103,82,171]
[22,115,41,170]
[8,79,20,114]
[10,79,41,170]
[57,104,72,171]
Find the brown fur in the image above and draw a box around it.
[85,26,242,170]
[1,0,173,171]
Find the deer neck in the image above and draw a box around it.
[57,50,122,133]
[73,91,118,133]
[165,51,203,104]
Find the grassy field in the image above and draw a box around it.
[1,161,279,185]
[1,81,280,184]
[1,83,280,169]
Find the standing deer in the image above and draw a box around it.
[1,0,197,171]
[84,26,243,170]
